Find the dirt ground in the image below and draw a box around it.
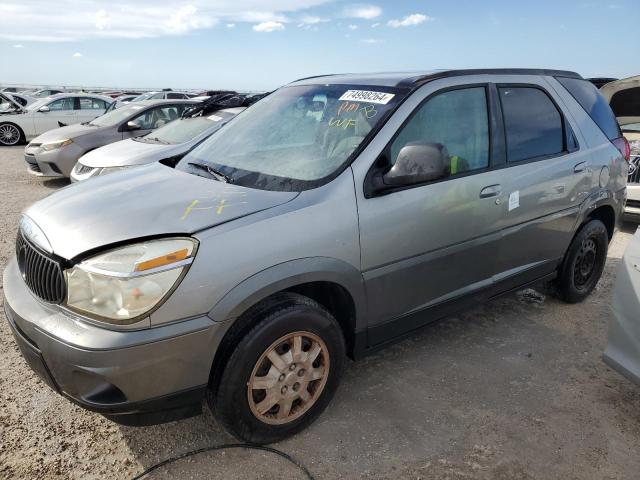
[0,145,639,480]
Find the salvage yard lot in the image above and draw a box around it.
[0,145,639,479]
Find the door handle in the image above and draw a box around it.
[574,162,587,173]
[480,184,502,198]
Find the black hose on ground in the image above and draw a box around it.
[130,443,316,480]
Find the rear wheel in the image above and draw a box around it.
[556,219,608,303]
[0,123,23,146]
[210,293,346,444]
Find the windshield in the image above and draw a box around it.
[0,94,20,112]
[177,84,405,190]
[136,110,237,145]
[25,97,52,112]
[89,103,146,127]
[622,122,640,132]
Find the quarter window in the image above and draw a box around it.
[389,87,489,176]
[556,77,620,140]
[500,87,563,162]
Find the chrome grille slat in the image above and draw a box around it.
[629,156,640,185]
[15,229,65,304]
[74,164,95,175]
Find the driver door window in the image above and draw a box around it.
[35,97,76,133]
[389,87,489,178]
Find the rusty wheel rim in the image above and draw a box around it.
[247,331,330,425]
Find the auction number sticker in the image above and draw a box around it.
[207,114,223,121]
[339,90,395,104]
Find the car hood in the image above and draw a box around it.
[31,123,104,144]
[0,92,25,113]
[24,163,299,260]
[80,138,178,167]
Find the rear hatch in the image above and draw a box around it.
[601,76,640,183]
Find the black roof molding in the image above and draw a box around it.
[399,69,583,88]
[291,69,582,89]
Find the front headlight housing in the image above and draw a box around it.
[41,139,73,151]
[629,140,640,157]
[98,165,133,176]
[65,238,197,324]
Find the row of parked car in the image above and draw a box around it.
[0,90,264,180]
[1,69,639,445]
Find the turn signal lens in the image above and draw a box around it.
[134,248,189,272]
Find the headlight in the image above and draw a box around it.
[41,139,73,151]
[65,238,197,324]
[630,140,640,156]
[98,166,133,176]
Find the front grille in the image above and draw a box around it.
[16,230,66,304]
[629,156,640,184]
[27,162,41,173]
[74,163,95,175]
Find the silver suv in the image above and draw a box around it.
[3,69,628,444]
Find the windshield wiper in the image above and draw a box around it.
[145,136,170,144]
[187,162,231,183]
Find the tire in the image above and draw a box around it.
[556,219,608,303]
[0,123,23,146]
[209,293,346,444]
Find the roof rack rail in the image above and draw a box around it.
[402,68,582,88]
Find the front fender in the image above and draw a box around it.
[207,256,367,331]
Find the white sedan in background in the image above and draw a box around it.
[71,106,244,181]
[0,93,112,146]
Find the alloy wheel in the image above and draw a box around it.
[0,124,20,146]
[247,331,330,425]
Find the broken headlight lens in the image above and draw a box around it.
[65,238,197,324]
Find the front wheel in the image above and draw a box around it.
[0,123,23,146]
[556,219,608,303]
[210,293,346,444]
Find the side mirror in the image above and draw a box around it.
[383,142,449,187]
[38,105,50,113]
[125,120,142,131]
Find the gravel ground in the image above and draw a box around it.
[1,145,639,480]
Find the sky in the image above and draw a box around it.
[1,0,638,91]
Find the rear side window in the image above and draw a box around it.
[610,87,640,118]
[499,87,563,162]
[167,92,186,99]
[556,77,620,140]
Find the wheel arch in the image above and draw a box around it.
[206,257,366,391]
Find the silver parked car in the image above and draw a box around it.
[71,107,244,182]
[0,93,112,146]
[3,69,628,444]
[24,99,198,177]
[604,228,640,384]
